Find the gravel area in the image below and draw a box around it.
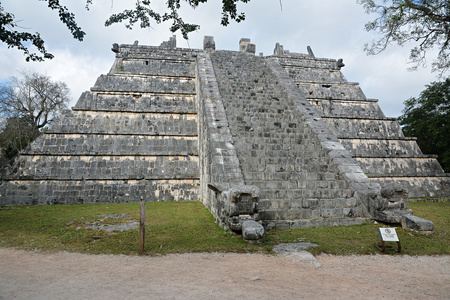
[0,248,449,299]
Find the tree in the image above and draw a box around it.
[0,116,38,159]
[0,71,70,156]
[398,78,450,172]
[105,0,250,39]
[358,0,450,76]
[0,0,250,61]
[0,1,85,62]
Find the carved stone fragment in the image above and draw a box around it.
[111,43,119,53]
[370,183,428,225]
[307,46,315,58]
[160,35,176,49]
[208,183,261,233]
[239,38,256,54]
[203,36,215,51]
[242,220,264,242]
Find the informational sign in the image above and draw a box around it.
[378,227,399,242]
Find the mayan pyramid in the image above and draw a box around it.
[1,36,448,230]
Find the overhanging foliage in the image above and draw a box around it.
[359,0,450,76]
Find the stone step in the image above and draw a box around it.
[117,45,199,60]
[27,133,198,156]
[308,99,385,118]
[277,57,342,70]
[322,116,397,121]
[254,185,353,199]
[263,217,368,230]
[74,91,196,113]
[91,74,196,94]
[113,58,195,77]
[298,82,366,100]
[355,157,445,176]
[0,179,199,206]
[258,197,359,210]
[367,176,450,198]
[339,138,423,157]
[353,154,437,159]
[49,111,198,136]
[1,155,199,180]
[258,206,364,221]
[339,136,417,141]
[283,66,347,83]
[323,118,404,139]
[367,174,450,178]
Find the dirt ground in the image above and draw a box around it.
[0,248,449,300]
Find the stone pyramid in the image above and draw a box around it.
[0,39,200,205]
[1,36,448,231]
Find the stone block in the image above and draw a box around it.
[274,220,292,230]
[203,36,215,50]
[401,215,434,232]
[242,220,264,241]
[375,210,412,224]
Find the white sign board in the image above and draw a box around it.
[378,228,399,242]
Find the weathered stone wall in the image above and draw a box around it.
[1,179,198,206]
[0,44,201,205]
[371,176,450,199]
[276,56,339,69]
[283,66,347,83]
[91,75,195,94]
[276,45,449,198]
[116,59,195,77]
[299,82,366,100]
[25,134,198,156]
[339,138,422,157]
[355,157,444,176]
[309,99,384,118]
[324,118,405,139]
[75,92,196,113]
[1,155,198,180]
[49,111,198,136]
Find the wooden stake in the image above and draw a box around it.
[139,197,145,255]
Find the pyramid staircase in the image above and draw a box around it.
[208,50,367,228]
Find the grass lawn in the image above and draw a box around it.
[0,201,448,256]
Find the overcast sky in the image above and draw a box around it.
[0,0,447,117]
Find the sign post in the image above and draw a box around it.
[376,227,401,252]
[139,197,145,255]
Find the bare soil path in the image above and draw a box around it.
[0,248,449,299]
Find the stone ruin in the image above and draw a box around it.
[1,36,448,239]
